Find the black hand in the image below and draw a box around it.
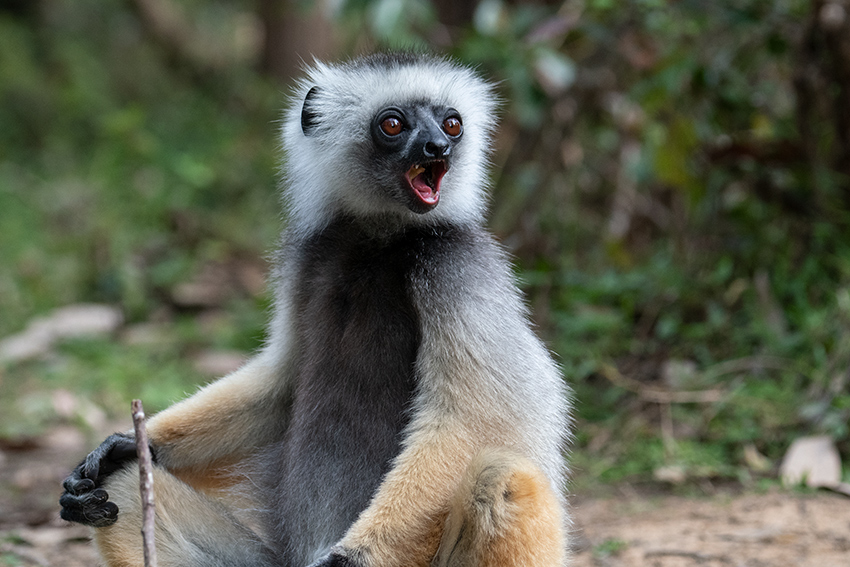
[59,432,146,527]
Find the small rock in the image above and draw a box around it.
[0,324,54,363]
[42,304,123,339]
[654,464,687,484]
[0,304,122,363]
[780,436,842,488]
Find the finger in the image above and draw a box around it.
[60,487,109,510]
[91,488,109,503]
[88,501,119,527]
[60,501,119,527]
[62,475,95,495]
[82,449,103,480]
[60,491,84,509]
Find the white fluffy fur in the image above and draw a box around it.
[281,55,498,236]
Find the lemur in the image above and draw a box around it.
[60,52,572,567]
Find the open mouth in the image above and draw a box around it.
[405,160,447,207]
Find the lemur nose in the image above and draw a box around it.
[424,140,450,159]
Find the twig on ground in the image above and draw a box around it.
[132,399,158,567]
[644,549,732,564]
[599,363,725,404]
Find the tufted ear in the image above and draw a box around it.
[301,86,320,136]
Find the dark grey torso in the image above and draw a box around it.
[263,218,480,565]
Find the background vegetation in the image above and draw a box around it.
[2,0,849,489]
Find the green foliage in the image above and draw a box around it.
[3,0,850,487]
[0,0,278,434]
[0,1,280,337]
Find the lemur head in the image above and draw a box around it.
[282,53,498,234]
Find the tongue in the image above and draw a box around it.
[411,173,438,204]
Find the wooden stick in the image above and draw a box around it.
[132,399,158,567]
[599,363,726,404]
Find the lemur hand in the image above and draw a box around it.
[59,432,141,527]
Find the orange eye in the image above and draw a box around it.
[443,116,462,137]
[381,117,403,136]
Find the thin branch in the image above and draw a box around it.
[599,363,726,404]
[644,549,732,564]
[700,355,793,381]
[132,399,158,567]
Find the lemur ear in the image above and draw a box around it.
[301,87,320,136]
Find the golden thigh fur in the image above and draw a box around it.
[434,448,566,567]
[94,449,565,567]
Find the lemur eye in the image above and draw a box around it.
[381,117,403,136]
[443,116,462,137]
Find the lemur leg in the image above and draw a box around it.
[337,431,566,567]
[336,426,473,566]
[433,448,567,567]
[93,466,277,567]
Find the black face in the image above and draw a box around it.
[369,103,463,214]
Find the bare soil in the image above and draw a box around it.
[2,427,848,566]
[571,490,850,567]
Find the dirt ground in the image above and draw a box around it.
[2,426,848,567]
[570,491,849,567]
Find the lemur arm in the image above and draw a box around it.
[335,421,475,566]
[59,349,290,528]
[145,350,289,470]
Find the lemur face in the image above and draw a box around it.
[369,104,463,214]
[290,55,495,231]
